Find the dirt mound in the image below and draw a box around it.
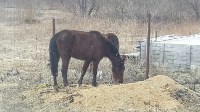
[23,75,200,112]
[68,75,184,111]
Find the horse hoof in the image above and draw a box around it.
[77,84,81,88]
[54,85,59,93]
[65,86,72,93]
[92,82,97,87]
[78,80,82,85]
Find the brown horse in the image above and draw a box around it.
[49,30,125,92]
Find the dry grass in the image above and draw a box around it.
[1,8,200,84]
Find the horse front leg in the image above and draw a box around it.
[92,60,100,86]
[78,60,91,86]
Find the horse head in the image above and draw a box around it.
[112,55,126,83]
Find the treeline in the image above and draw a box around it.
[3,0,200,23]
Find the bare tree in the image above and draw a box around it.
[183,0,200,20]
[63,0,100,17]
[87,0,100,16]
[19,0,200,22]
[78,0,87,17]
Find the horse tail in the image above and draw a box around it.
[49,35,59,77]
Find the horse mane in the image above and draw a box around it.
[106,33,119,50]
[89,31,119,57]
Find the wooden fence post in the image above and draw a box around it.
[52,18,55,36]
[155,31,157,41]
[146,12,151,79]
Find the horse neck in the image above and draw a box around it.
[107,52,120,68]
[104,41,120,67]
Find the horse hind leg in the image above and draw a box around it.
[61,55,71,87]
[50,53,60,92]
[52,72,59,92]
[52,68,58,92]
[78,60,91,86]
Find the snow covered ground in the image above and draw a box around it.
[151,34,200,45]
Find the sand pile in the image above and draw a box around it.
[68,75,185,111]
[23,75,199,112]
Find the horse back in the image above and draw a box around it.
[56,30,105,60]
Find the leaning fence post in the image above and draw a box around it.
[52,17,55,36]
[146,12,151,79]
[155,31,157,41]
